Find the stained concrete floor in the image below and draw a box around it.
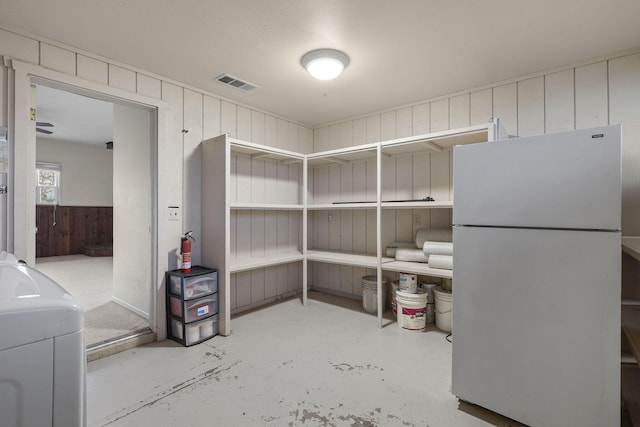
[88,292,523,427]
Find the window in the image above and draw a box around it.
[36,163,61,205]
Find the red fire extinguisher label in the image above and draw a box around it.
[181,252,191,270]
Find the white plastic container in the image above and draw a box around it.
[398,273,417,293]
[362,276,388,314]
[433,286,452,332]
[396,288,428,331]
[420,283,438,324]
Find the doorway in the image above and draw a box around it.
[32,84,155,349]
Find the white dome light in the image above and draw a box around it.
[301,49,350,80]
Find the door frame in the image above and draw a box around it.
[6,58,168,335]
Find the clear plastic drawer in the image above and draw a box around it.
[169,294,218,323]
[170,314,218,346]
[167,267,217,300]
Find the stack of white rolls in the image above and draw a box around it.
[384,228,454,270]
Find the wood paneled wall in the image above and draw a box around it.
[36,206,113,258]
[312,53,640,298]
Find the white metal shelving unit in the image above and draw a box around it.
[306,119,503,327]
[202,119,504,333]
[202,134,306,336]
[621,236,640,425]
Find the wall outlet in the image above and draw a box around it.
[328,213,333,222]
[413,214,420,225]
[168,206,181,221]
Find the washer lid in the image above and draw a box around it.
[0,252,83,351]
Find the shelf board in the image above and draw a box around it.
[381,201,452,209]
[381,259,453,279]
[623,236,640,262]
[306,250,379,268]
[380,123,491,156]
[307,143,378,166]
[622,305,640,362]
[228,137,305,162]
[307,201,452,210]
[308,202,377,210]
[230,203,304,211]
[229,252,304,273]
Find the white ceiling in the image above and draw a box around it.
[35,85,113,146]
[2,0,640,130]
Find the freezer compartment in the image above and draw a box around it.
[169,314,218,346]
[167,267,218,300]
[453,125,621,230]
[451,226,620,426]
[169,294,219,323]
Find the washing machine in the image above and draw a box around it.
[0,252,85,427]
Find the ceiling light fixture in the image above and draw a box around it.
[300,48,350,80]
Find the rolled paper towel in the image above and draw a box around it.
[385,242,416,257]
[423,241,453,256]
[395,248,429,263]
[428,254,453,270]
[415,228,453,248]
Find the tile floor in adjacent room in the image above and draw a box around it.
[88,292,524,427]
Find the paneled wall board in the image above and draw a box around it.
[430,99,449,133]
[309,52,640,300]
[470,89,493,126]
[203,95,221,139]
[366,115,381,143]
[136,74,162,99]
[251,110,266,145]
[108,64,136,92]
[220,100,237,137]
[544,69,575,133]
[610,53,640,236]
[183,89,204,264]
[381,111,396,141]
[396,107,412,138]
[492,83,518,136]
[0,28,39,63]
[575,61,609,129]
[77,55,108,85]
[449,94,470,129]
[236,106,252,141]
[517,77,545,137]
[412,103,429,135]
[40,43,76,75]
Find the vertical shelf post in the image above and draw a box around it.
[376,143,383,328]
[302,156,308,306]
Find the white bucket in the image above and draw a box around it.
[362,275,388,314]
[396,288,428,331]
[420,283,438,324]
[433,286,452,332]
[398,273,417,293]
[391,280,399,315]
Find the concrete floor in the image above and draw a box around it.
[88,292,523,427]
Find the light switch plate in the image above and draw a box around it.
[168,206,181,221]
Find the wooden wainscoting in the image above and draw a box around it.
[36,205,113,258]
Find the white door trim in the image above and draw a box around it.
[5,57,168,336]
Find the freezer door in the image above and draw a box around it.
[451,226,620,427]
[453,125,621,230]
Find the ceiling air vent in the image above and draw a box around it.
[214,74,258,92]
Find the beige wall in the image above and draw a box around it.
[36,138,113,206]
[0,26,313,335]
[314,52,640,236]
[2,25,638,315]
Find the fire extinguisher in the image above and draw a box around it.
[180,231,195,272]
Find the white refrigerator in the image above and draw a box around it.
[451,125,621,427]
